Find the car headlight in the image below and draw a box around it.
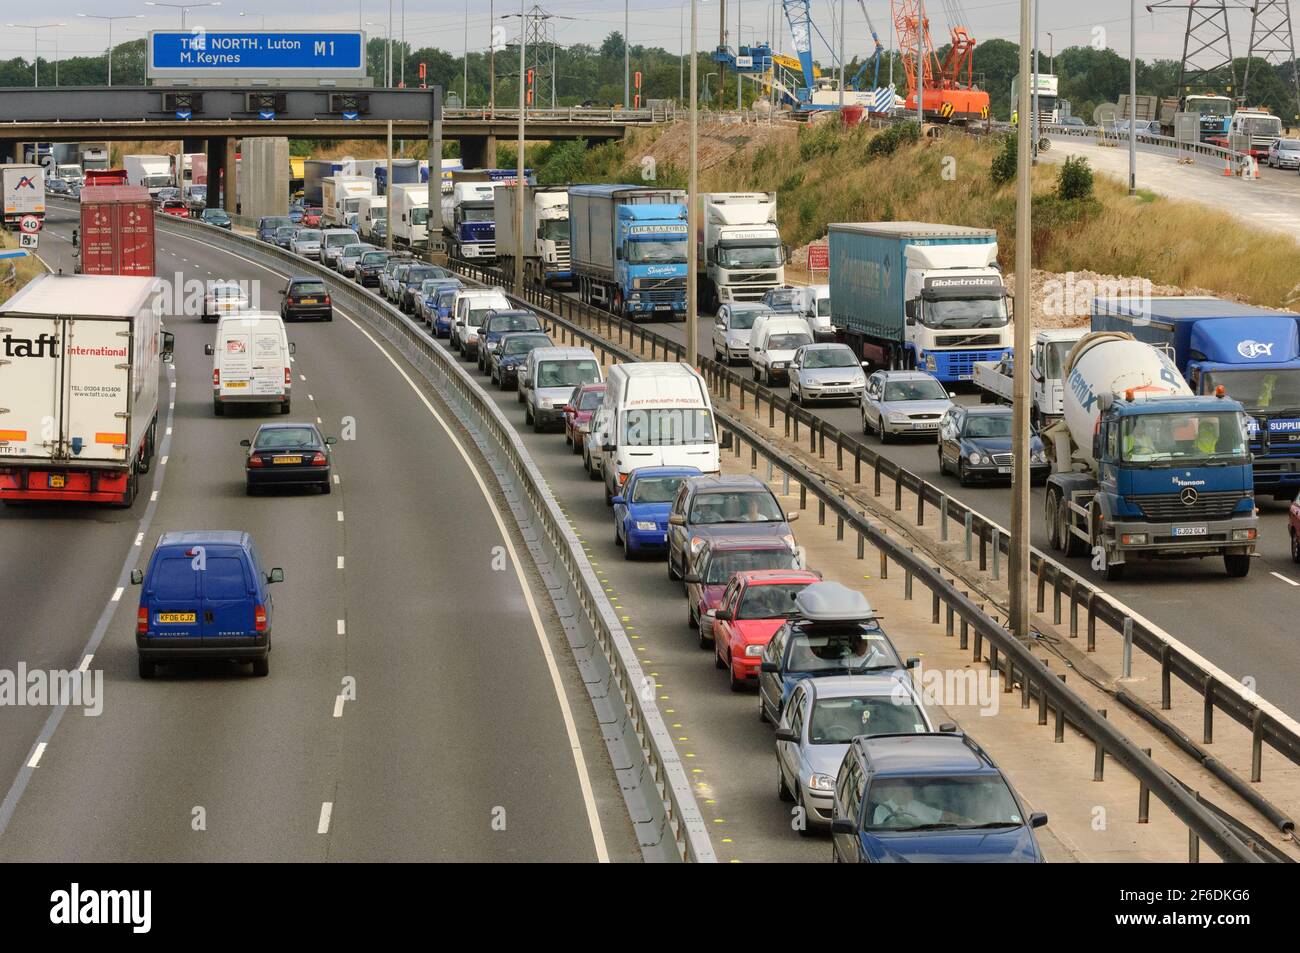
[888,411,909,423]
[689,535,707,554]
[1031,449,1047,464]
[925,354,937,370]
[968,451,985,465]
[635,521,658,531]
[539,398,553,408]
[809,773,836,792]
[772,362,786,369]
[744,644,764,657]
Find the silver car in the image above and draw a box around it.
[1266,138,1300,170]
[320,228,360,268]
[712,302,772,365]
[290,228,323,261]
[775,674,933,831]
[788,343,867,404]
[860,369,954,443]
[336,242,375,276]
[521,347,602,433]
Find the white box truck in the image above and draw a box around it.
[322,174,375,227]
[495,185,572,286]
[391,183,431,248]
[3,163,46,227]
[0,274,172,506]
[699,191,785,310]
[123,154,174,198]
[358,195,388,243]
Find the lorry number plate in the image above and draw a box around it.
[1173,525,1208,537]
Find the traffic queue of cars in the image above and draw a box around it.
[421,275,1046,862]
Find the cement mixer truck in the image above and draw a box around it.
[1042,332,1258,581]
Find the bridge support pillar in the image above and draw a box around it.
[225,138,240,217]
[460,134,497,169]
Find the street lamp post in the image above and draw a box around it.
[1129,0,1136,195]
[6,23,65,87]
[687,0,699,369]
[1047,32,1053,75]
[1009,0,1033,642]
[625,0,631,108]
[144,1,223,31]
[680,0,710,106]
[78,14,143,87]
[1032,0,1040,163]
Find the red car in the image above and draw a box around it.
[1290,495,1300,562]
[684,536,801,648]
[160,200,190,218]
[712,570,820,691]
[563,382,606,453]
[301,207,323,227]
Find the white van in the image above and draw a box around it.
[595,362,724,504]
[450,287,510,357]
[793,284,834,340]
[205,313,295,416]
[521,347,602,432]
[750,315,814,385]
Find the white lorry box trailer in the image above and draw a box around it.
[495,185,571,285]
[322,174,375,226]
[0,274,170,505]
[2,163,47,225]
[123,155,174,197]
[391,183,431,247]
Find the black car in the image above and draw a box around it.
[280,277,333,322]
[937,405,1050,487]
[273,224,299,248]
[478,309,545,372]
[399,264,451,313]
[490,332,554,389]
[242,423,335,494]
[354,249,392,287]
[200,208,232,229]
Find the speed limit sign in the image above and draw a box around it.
[19,215,41,235]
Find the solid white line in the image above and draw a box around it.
[1270,571,1300,587]
[336,619,346,635]
[337,556,344,569]
[78,655,93,673]
[317,801,332,834]
[333,696,345,718]
[26,744,45,769]
[337,309,611,863]
[110,587,124,602]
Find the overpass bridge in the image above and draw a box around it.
[0,86,671,210]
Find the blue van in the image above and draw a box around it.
[130,531,283,679]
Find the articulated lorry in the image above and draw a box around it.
[2,163,46,227]
[445,180,500,260]
[829,222,1013,383]
[1093,296,1300,498]
[973,328,1087,427]
[73,185,156,277]
[303,159,342,206]
[0,274,173,507]
[374,158,422,195]
[569,184,688,321]
[494,185,571,286]
[1043,331,1257,580]
[698,192,785,310]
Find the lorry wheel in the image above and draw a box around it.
[213,398,225,417]
[1104,561,1126,582]
[1044,492,1062,551]
[1225,553,1252,578]
[281,400,291,415]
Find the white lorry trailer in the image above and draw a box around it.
[494,185,571,286]
[2,163,46,227]
[322,174,376,227]
[973,328,1086,427]
[0,274,173,507]
[698,191,785,310]
[123,155,174,198]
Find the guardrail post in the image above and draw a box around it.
[932,590,940,624]
[874,462,882,498]
[750,446,758,470]
[991,528,1000,580]
[916,491,925,527]
[799,484,807,511]
[1251,710,1264,783]
[1189,825,1200,863]
[856,532,865,560]
[1138,748,1152,823]
[1037,572,1046,613]
[1093,710,1107,781]
[1038,682,1048,726]
[939,495,948,540]
[770,401,776,429]
[879,549,888,580]
[791,413,797,441]
[946,604,954,637]
[978,528,987,571]
[1052,576,1062,624]
[904,569,913,600]
[818,500,825,526]
[1203,678,1215,745]
[1055,674,1067,742]
[835,515,843,540]
[837,439,843,472]
[783,471,790,495]
[894,479,903,512]
[854,449,862,485]
[1122,617,1133,678]
[964,512,973,561]
[810,420,817,453]
[960,617,968,650]
[1161,644,1172,710]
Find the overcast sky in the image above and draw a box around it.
[1,1,1238,68]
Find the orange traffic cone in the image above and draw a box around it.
[1223,155,1234,176]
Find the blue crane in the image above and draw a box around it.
[850,0,884,91]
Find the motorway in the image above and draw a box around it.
[612,309,1300,721]
[0,207,637,862]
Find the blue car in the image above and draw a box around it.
[432,286,461,337]
[830,732,1047,863]
[417,277,464,327]
[130,531,283,679]
[257,215,294,243]
[612,466,701,557]
[758,582,916,724]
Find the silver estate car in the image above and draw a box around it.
[788,343,867,404]
[289,228,323,261]
[776,674,934,831]
[860,369,954,443]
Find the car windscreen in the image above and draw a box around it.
[577,389,604,411]
[488,314,542,333]
[502,335,552,355]
[884,378,948,401]
[688,490,783,523]
[622,408,716,447]
[263,217,292,230]
[862,774,1024,832]
[765,290,799,309]
[963,413,1013,438]
[704,549,797,585]
[275,226,297,237]
[205,211,230,221]
[326,232,357,247]
[784,626,902,674]
[295,230,322,242]
[1120,411,1248,464]
[537,360,601,388]
[630,476,686,504]
[360,252,389,265]
[803,348,857,369]
[540,218,569,241]
[768,332,812,350]
[726,309,765,330]
[809,696,928,744]
[342,244,371,257]
[406,267,441,284]
[736,582,812,619]
[254,427,319,449]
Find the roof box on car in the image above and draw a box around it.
[793,581,876,623]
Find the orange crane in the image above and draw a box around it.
[892,0,990,123]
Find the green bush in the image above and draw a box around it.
[989,134,1017,187]
[1057,155,1094,201]
[866,120,920,158]
[799,120,843,161]
[535,139,590,185]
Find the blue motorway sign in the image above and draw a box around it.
[147,30,366,79]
